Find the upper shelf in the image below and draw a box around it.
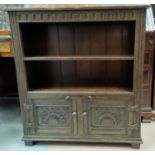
[20,22,135,58]
[24,55,134,61]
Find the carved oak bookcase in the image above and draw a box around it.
[7,5,147,148]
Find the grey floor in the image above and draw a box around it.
[0,100,155,151]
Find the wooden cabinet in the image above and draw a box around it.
[27,94,135,138]
[7,5,147,148]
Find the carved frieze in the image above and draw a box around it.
[15,9,141,23]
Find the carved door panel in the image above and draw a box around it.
[82,96,130,137]
[32,97,77,136]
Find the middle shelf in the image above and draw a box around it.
[25,60,133,91]
[24,55,134,61]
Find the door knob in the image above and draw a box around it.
[83,112,87,116]
[72,112,77,116]
[65,95,70,101]
[88,95,93,101]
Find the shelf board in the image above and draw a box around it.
[27,87,133,96]
[24,55,134,61]
[0,53,14,57]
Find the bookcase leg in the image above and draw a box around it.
[24,140,34,146]
[131,143,140,149]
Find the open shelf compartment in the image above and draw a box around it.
[25,60,133,93]
[20,21,135,57]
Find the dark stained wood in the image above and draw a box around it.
[27,87,133,96]
[75,24,91,87]
[58,24,76,87]
[7,6,146,148]
[25,61,133,90]
[47,25,62,87]
[20,22,135,57]
[141,31,155,122]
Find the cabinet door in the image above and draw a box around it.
[82,96,130,137]
[31,96,77,136]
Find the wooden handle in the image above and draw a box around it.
[72,111,77,135]
[88,95,93,101]
[83,112,87,134]
[83,112,87,116]
[72,111,77,116]
[65,95,70,101]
